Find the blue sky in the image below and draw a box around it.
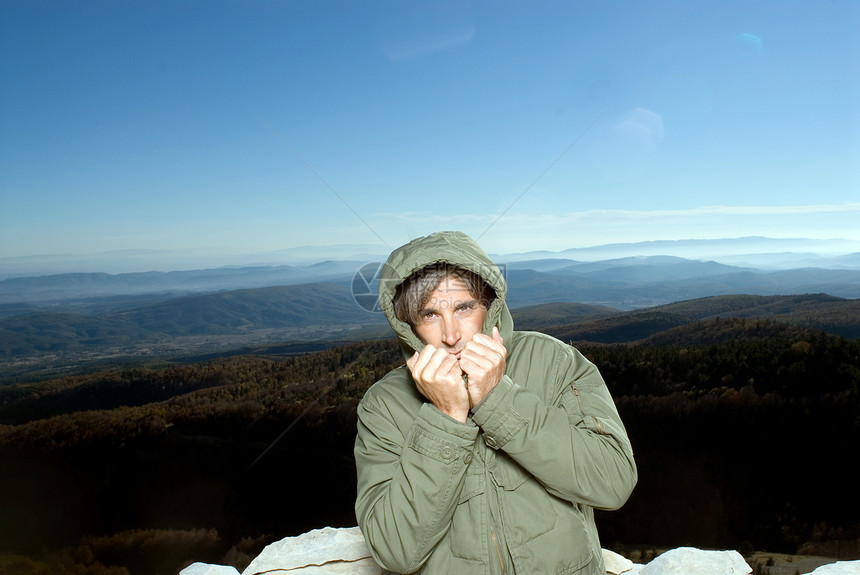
[1,0,858,270]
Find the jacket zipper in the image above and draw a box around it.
[572,385,602,434]
[491,527,504,574]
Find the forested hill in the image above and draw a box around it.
[0,282,391,381]
[513,293,860,344]
[2,291,859,383]
[0,321,858,575]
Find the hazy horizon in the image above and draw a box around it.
[2,235,859,280]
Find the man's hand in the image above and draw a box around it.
[458,326,506,407]
[407,345,470,422]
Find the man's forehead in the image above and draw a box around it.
[433,277,472,294]
[423,291,476,312]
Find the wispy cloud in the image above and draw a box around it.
[376,1,475,63]
[369,203,860,253]
[593,203,860,218]
[378,202,860,223]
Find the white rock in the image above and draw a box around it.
[807,561,860,574]
[603,548,635,574]
[242,526,386,575]
[640,547,751,574]
[247,558,381,574]
[180,562,240,575]
[181,526,854,575]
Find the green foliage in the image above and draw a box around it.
[1,324,858,573]
[583,325,860,397]
[1,528,234,575]
[542,294,860,343]
[511,301,618,329]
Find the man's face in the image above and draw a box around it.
[412,275,487,358]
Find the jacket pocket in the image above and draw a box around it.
[507,495,594,574]
[489,450,529,491]
[449,472,487,563]
[564,382,633,452]
[510,525,594,575]
[494,453,594,574]
[562,384,603,434]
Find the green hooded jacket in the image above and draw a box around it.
[355,231,637,574]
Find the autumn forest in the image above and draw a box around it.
[0,306,859,574]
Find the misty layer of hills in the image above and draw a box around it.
[1,238,859,381]
[3,252,860,308]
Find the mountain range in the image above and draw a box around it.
[2,236,859,280]
[3,243,860,309]
[2,237,858,381]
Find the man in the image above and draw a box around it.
[355,231,637,574]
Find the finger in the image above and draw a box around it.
[465,334,506,360]
[412,346,460,384]
[406,351,419,371]
[473,330,504,349]
[458,358,487,381]
[458,349,498,379]
[407,345,436,377]
[425,347,457,376]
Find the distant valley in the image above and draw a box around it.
[1,239,859,381]
[2,289,858,383]
[3,236,860,307]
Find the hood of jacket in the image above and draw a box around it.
[377,231,514,359]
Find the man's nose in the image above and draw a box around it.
[441,315,460,345]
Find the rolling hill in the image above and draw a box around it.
[516,294,860,344]
[2,244,859,382]
[0,283,390,380]
[2,284,858,383]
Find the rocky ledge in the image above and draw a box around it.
[181,526,860,575]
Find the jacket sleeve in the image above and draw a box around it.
[354,398,479,573]
[471,342,637,510]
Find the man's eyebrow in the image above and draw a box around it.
[455,298,478,307]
